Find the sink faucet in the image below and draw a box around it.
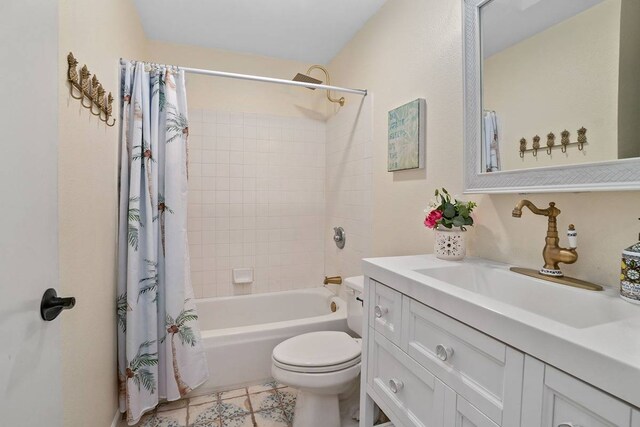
[512,200,577,277]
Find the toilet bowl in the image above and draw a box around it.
[271,276,364,427]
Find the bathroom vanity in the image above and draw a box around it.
[359,255,640,427]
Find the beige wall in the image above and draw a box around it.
[145,41,326,118]
[58,0,147,426]
[483,0,621,170]
[329,0,640,287]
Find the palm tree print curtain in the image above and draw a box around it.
[117,61,208,425]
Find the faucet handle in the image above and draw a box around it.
[567,224,577,249]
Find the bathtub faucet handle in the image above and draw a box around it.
[324,275,343,285]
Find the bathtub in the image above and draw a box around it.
[192,287,349,395]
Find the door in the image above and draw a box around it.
[0,1,62,426]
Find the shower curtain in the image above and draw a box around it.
[117,61,208,425]
[483,110,501,172]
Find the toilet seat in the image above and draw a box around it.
[272,331,361,374]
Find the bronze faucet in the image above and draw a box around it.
[510,200,602,291]
[512,200,577,275]
[324,276,343,285]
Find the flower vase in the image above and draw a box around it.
[434,228,466,261]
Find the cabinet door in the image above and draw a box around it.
[367,330,446,427]
[522,356,632,427]
[370,280,403,345]
[443,385,499,427]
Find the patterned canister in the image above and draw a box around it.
[620,241,640,304]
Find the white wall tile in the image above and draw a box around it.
[188,109,328,297]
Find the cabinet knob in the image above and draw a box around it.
[558,424,581,427]
[435,344,454,361]
[374,305,388,318]
[388,378,404,393]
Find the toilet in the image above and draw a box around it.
[271,276,364,427]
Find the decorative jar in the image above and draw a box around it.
[434,228,466,261]
[620,242,640,304]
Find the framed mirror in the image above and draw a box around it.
[463,0,640,193]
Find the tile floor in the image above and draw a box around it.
[123,379,296,427]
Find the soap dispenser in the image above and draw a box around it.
[620,219,640,304]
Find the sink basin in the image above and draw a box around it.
[414,264,638,329]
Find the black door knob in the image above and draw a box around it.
[40,288,76,321]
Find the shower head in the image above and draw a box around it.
[292,65,345,106]
[292,73,322,90]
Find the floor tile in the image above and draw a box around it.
[219,388,248,401]
[189,401,220,427]
[249,390,281,412]
[220,414,255,427]
[189,393,218,407]
[253,408,289,427]
[275,388,296,409]
[158,399,188,412]
[216,396,252,419]
[247,379,283,394]
[155,407,187,427]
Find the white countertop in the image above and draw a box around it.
[363,255,640,408]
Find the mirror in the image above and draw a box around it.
[463,0,640,193]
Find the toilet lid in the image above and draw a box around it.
[272,331,361,372]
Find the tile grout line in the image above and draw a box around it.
[244,387,259,427]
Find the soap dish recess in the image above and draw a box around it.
[233,268,254,284]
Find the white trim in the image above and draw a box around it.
[111,409,122,427]
[462,0,640,194]
[119,59,367,96]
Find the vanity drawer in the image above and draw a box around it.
[541,365,632,427]
[401,297,523,425]
[370,280,403,345]
[367,329,446,427]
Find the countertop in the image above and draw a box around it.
[363,255,640,408]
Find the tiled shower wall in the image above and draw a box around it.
[325,98,374,279]
[187,110,326,297]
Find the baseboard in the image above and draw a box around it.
[111,409,122,427]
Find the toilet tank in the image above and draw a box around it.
[344,276,364,336]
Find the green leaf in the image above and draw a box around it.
[452,216,465,227]
[443,203,456,218]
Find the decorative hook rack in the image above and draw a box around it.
[519,127,587,158]
[67,52,115,127]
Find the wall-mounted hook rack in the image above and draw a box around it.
[519,127,588,158]
[67,52,115,127]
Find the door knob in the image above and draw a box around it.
[40,288,76,321]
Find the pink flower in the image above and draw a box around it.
[424,210,443,229]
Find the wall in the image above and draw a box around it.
[187,109,326,297]
[57,0,147,426]
[329,0,640,288]
[325,97,374,279]
[618,0,640,159]
[483,0,621,171]
[145,41,327,119]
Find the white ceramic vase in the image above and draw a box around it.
[434,228,466,261]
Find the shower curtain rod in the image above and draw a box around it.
[120,59,368,96]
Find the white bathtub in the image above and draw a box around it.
[192,287,349,395]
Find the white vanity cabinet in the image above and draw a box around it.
[360,278,640,427]
[521,357,633,427]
